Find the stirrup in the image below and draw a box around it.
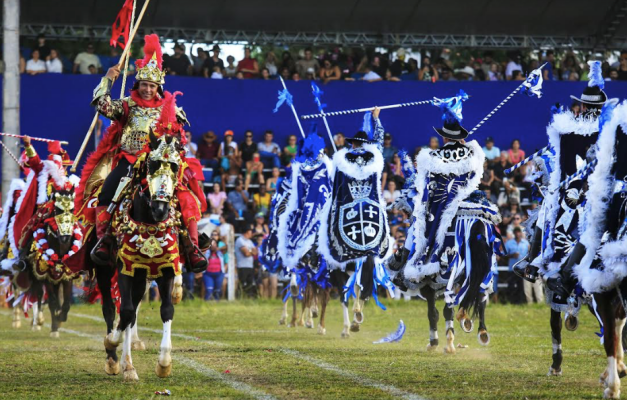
[90,236,111,266]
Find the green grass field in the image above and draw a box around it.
[0,299,613,399]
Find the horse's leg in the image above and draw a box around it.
[318,288,330,335]
[58,280,72,323]
[341,298,351,338]
[47,282,61,338]
[279,298,288,325]
[288,273,298,328]
[12,297,21,328]
[597,292,620,399]
[155,270,175,378]
[302,283,313,329]
[548,309,563,376]
[443,304,456,354]
[477,299,490,346]
[31,282,44,331]
[311,286,319,319]
[424,286,439,351]
[615,303,626,379]
[121,275,146,382]
[131,283,149,351]
[171,274,183,305]
[96,266,120,375]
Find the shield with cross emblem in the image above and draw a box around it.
[339,198,384,251]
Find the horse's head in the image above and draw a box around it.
[51,187,77,250]
[146,132,182,222]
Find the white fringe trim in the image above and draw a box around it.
[0,179,25,241]
[333,143,384,180]
[8,170,36,257]
[37,160,68,204]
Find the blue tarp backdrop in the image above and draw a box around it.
[2,74,626,168]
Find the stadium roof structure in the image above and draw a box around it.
[18,0,627,49]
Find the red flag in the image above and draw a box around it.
[110,0,134,49]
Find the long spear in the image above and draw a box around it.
[0,141,24,171]
[71,0,151,173]
[275,77,305,138]
[0,132,68,145]
[558,159,598,190]
[505,145,553,175]
[311,82,336,152]
[301,98,435,120]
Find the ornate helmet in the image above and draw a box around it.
[135,34,165,86]
[47,140,72,167]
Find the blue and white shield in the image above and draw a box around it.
[339,198,383,251]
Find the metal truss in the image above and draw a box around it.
[17,23,627,50]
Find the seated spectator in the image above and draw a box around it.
[480,160,495,191]
[197,131,220,169]
[184,131,197,158]
[235,225,257,297]
[388,152,405,186]
[253,186,272,217]
[266,167,281,195]
[203,45,224,78]
[320,59,341,83]
[264,51,278,77]
[25,49,46,75]
[207,183,227,215]
[260,68,271,80]
[428,136,440,150]
[512,70,526,81]
[498,178,521,210]
[100,47,121,72]
[291,72,301,81]
[361,65,383,82]
[218,130,239,160]
[326,132,347,156]
[227,180,250,217]
[482,137,501,164]
[192,48,208,76]
[473,61,486,81]
[508,139,526,165]
[240,130,258,165]
[439,67,456,81]
[382,133,397,163]
[280,67,291,81]
[45,49,63,73]
[384,69,401,82]
[88,64,98,74]
[491,151,511,193]
[383,180,401,205]
[282,135,297,166]
[505,52,522,81]
[73,43,101,74]
[245,152,265,192]
[258,130,281,169]
[488,63,503,81]
[221,146,243,190]
[253,213,270,238]
[225,55,237,78]
[296,47,319,78]
[237,47,259,78]
[210,66,223,79]
[235,71,245,79]
[280,51,296,75]
[418,56,438,82]
[203,233,225,301]
[164,44,192,76]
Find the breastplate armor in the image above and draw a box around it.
[120,105,163,154]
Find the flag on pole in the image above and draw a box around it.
[110,0,134,49]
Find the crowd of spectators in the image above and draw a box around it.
[14,35,627,84]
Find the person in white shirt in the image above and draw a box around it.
[235,226,258,297]
[73,43,102,74]
[383,180,401,204]
[25,49,47,75]
[45,49,63,73]
[184,131,198,158]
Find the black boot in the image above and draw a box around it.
[391,269,409,292]
[546,242,587,300]
[388,247,410,272]
[513,226,543,282]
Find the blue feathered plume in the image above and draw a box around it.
[433,89,469,125]
[588,60,604,89]
[311,82,327,111]
[295,124,325,163]
[373,320,406,344]
[398,149,415,179]
[362,111,373,139]
[599,98,618,131]
[273,88,293,113]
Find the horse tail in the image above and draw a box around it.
[459,221,490,320]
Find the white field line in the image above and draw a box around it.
[0,310,277,400]
[70,312,428,400]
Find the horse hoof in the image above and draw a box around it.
[604,387,620,399]
[477,330,490,346]
[317,326,326,335]
[341,331,350,339]
[312,309,319,319]
[105,358,120,375]
[296,320,305,327]
[172,287,183,305]
[12,321,21,329]
[305,321,314,329]
[350,322,360,332]
[32,325,41,331]
[104,335,119,351]
[278,318,286,326]
[548,367,562,376]
[426,344,438,352]
[50,331,60,338]
[460,318,474,333]
[290,286,299,297]
[565,315,579,332]
[36,312,45,326]
[444,346,456,354]
[155,362,172,378]
[354,312,364,324]
[123,367,139,382]
[132,341,146,351]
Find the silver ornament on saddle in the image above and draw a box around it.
[147,135,181,203]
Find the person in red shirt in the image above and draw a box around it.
[237,48,259,79]
[197,131,220,169]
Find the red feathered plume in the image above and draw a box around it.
[135,34,163,70]
[48,140,62,155]
[155,91,183,137]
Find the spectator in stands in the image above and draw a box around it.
[260,68,271,80]
[384,69,401,82]
[164,44,192,76]
[25,49,46,75]
[264,51,278,77]
[203,45,224,78]
[291,72,301,81]
[266,167,281,195]
[326,132,347,156]
[505,52,522,80]
[543,50,557,81]
[506,212,525,238]
[237,47,259,79]
[320,59,342,83]
[45,49,63,73]
[609,68,620,81]
[361,64,383,82]
[218,130,239,160]
[511,70,525,80]
[34,33,51,59]
[428,136,440,151]
[235,225,257,297]
[280,67,291,81]
[100,47,121,72]
[472,61,486,81]
[383,180,401,205]
[19,51,26,74]
[282,135,298,166]
[240,130,258,165]
[498,179,521,214]
[455,65,475,81]
[224,55,237,78]
[280,51,296,74]
[208,183,227,215]
[482,137,501,165]
[382,132,397,163]
[228,180,250,218]
[258,130,281,169]
[73,43,101,74]
[488,62,503,81]
[192,48,208,76]
[184,131,197,157]
[253,213,270,237]
[296,47,320,79]
[508,139,526,165]
[203,235,225,301]
[244,152,265,192]
[210,66,223,79]
[197,131,220,168]
[480,160,495,192]
[439,67,455,81]
[253,186,272,217]
[388,152,405,186]
[390,48,408,78]
[618,55,627,81]
[491,151,511,193]
[559,54,580,81]
[222,146,243,189]
[508,227,541,303]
